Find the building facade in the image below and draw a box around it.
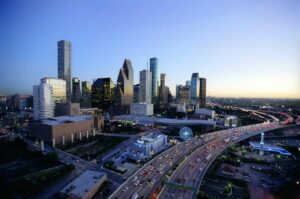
[178,85,190,104]
[29,115,104,146]
[72,77,81,103]
[58,40,72,101]
[114,59,134,114]
[33,83,54,120]
[199,78,206,107]
[158,73,169,108]
[91,78,115,112]
[133,84,140,103]
[130,103,153,116]
[139,70,152,104]
[41,77,66,103]
[150,57,159,101]
[81,81,92,107]
[191,73,200,100]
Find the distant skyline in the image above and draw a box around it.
[0,0,300,98]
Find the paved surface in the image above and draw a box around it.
[158,122,281,199]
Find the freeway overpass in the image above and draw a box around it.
[109,110,292,199]
[157,122,282,199]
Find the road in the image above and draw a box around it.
[157,122,281,199]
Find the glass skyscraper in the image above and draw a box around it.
[200,78,207,107]
[58,40,72,101]
[139,70,152,104]
[150,57,159,100]
[191,73,200,100]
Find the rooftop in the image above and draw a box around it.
[60,170,106,197]
[40,115,93,126]
[136,132,165,144]
[249,142,292,156]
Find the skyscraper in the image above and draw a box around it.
[41,77,66,103]
[33,83,54,120]
[58,40,72,101]
[133,84,140,103]
[139,70,152,104]
[176,85,183,100]
[150,58,159,101]
[82,81,91,96]
[91,78,115,111]
[114,59,134,114]
[72,77,81,103]
[191,73,200,100]
[158,73,169,108]
[178,85,190,104]
[81,81,92,107]
[200,78,207,107]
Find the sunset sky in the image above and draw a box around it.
[0,0,299,98]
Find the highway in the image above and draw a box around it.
[108,124,269,199]
[157,122,281,199]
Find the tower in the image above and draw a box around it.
[58,40,72,101]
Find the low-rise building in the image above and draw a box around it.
[129,132,168,161]
[60,170,107,199]
[29,115,104,147]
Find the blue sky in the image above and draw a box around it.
[0,0,299,98]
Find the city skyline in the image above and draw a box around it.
[1,0,300,98]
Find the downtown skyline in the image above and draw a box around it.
[0,0,300,98]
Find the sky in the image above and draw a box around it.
[0,0,300,98]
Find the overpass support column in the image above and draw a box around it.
[40,140,44,152]
[259,132,265,155]
[71,133,74,144]
[52,138,56,148]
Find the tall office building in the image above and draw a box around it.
[91,78,115,111]
[178,85,190,104]
[33,83,54,120]
[41,77,66,103]
[81,81,91,107]
[139,70,152,104]
[82,81,91,96]
[199,78,207,107]
[191,73,200,100]
[158,73,169,108]
[72,77,81,103]
[114,59,134,113]
[186,80,191,86]
[176,85,183,100]
[58,40,72,101]
[150,58,159,101]
[133,84,140,103]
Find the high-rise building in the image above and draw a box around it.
[199,78,207,107]
[139,70,152,104]
[82,81,91,96]
[133,84,140,103]
[186,80,191,86]
[150,58,159,102]
[81,81,92,107]
[91,78,115,111]
[176,85,183,100]
[41,77,66,103]
[114,59,134,114]
[58,40,72,101]
[178,85,190,104]
[33,83,54,120]
[72,77,81,103]
[158,73,169,108]
[191,73,200,100]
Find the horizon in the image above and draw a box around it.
[0,0,299,98]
